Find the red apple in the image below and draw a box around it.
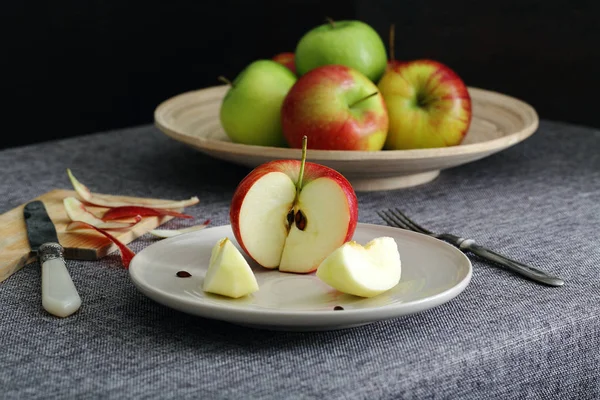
[230,138,358,273]
[377,59,472,149]
[281,65,389,151]
[272,52,296,74]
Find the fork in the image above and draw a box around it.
[377,209,565,287]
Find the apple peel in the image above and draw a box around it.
[63,197,142,229]
[149,220,211,238]
[101,206,192,221]
[66,169,199,209]
[65,221,136,268]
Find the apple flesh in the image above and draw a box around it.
[377,59,472,149]
[316,237,401,298]
[272,52,296,74]
[202,237,259,299]
[230,157,358,274]
[281,65,389,151]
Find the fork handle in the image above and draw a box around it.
[459,240,565,287]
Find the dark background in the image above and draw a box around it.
[2,0,598,150]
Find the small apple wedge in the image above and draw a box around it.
[202,238,259,299]
[316,237,401,298]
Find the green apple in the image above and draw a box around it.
[219,60,297,147]
[295,19,387,82]
[316,237,401,297]
[202,237,259,298]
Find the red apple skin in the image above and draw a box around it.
[281,65,389,151]
[229,159,358,269]
[272,52,296,74]
[378,59,472,149]
[386,60,403,71]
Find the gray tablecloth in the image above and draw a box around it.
[1,121,599,399]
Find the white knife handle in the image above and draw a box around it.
[39,243,81,317]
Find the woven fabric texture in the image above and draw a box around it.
[0,121,598,399]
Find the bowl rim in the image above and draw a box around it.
[154,85,539,161]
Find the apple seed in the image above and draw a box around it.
[295,209,307,231]
[286,209,295,227]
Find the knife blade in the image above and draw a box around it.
[24,201,81,317]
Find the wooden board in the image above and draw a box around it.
[0,189,178,283]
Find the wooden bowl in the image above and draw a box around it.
[154,85,538,191]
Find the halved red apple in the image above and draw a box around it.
[66,169,199,209]
[63,197,141,229]
[229,137,358,273]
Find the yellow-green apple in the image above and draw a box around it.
[281,65,388,151]
[229,137,358,273]
[219,59,296,147]
[316,237,401,297]
[272,52,296,74]
[202,237,259,298]
[295,19,388,82]
[378,59,472,149]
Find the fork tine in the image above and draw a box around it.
[390,208,432,234]
[377,210,413,231]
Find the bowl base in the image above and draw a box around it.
[349,170,440,191]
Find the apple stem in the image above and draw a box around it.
[389,24,395,62]
[296,136,307,196]
[217,76,233,87]
[349,92,379,108]
[326,17,336,28]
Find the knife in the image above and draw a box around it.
[24,201,81,317]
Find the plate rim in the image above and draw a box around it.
[154,84,539,161]
[128,223,473,325]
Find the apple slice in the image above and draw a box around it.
[202,238,259,299]
[63,197,141,229]
[316,237,401,298]
[230,137,358,273]
[66,221,136,268]
[149,220,211,238]
[66,169,199,209]
[102,206,192,221]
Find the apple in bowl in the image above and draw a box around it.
[295,19,388,82]
[219,59,296,147]
[272,52,296,74]
[377,59,472,149]
[281,64,389,151]
[229,137,358,273]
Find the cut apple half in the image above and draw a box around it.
[149,220,211,238]
[63,197,142,229]
[230,137,358,273]
[66,169,199,209]
[316,236,401,298]
[202,237,259,298]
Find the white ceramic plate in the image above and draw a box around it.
[129,223,472,331]
[154,85,538,191]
